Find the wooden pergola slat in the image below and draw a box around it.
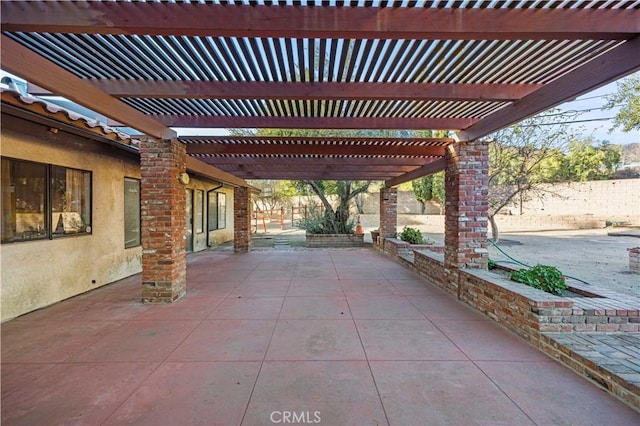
[0,35,176,140]
[457,35,640,141]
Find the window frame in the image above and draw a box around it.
[195,189,204,234]
[124,177,141,248]
[1,156,92,244]
[207,190,226,231]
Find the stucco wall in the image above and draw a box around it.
[361,179,640,219]
[186,177,234,251]
[1,115,142,321]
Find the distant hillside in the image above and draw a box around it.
[621,143,640,164]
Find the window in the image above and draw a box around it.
[51,166,92,237]
[195,189,204,233]
[217,192,226,229]
[208,191,226,231]
[124,178,140,248]
[1,157,92,243]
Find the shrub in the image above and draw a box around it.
[510,264,567,295]
[398,226,425,245]
[297,211,355,234]
[488,259,497,270]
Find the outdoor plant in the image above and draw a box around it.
[488,259,497,270]
[510,264,567,295]
[297,211,355,235]
[398,226,425,245]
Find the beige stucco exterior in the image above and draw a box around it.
[185,177,234,252]
[1,115,143,321]
[1,114,236,321]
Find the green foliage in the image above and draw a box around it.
[398,226,425,245]
[411,172,445,212]
[487,259,497,270]
[412,176,433,204]
[604,73,640,133]
[510,264,567,296]
[431,172,445,204]
[565,139,622,181]
[297,210,355,235]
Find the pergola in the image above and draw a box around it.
[2,0,639,302]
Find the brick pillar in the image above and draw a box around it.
[379,187,397,244]
[444,140,489,277]
[234,186,251,253]
[140,138,187,303]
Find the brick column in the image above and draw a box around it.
[140,138,187,303]
[234,186,251,252]
[444,140,489,277]
[379,187,397,244]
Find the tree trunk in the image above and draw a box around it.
[488,214,499,242]
[419,201,426,214]
[354,193,365,214]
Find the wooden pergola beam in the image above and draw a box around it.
[231,171,397,180]
[192,156,435,167]
[2,3,636,40]
[185,143,445,157]
[185,157,249,188]
[155,116,476,130]
[457,36,640,142]
[214,164,419,173]
[0,35,175,140]
[30,80,543,102]
[385,158,447,187]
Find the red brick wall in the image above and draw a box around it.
[379,187,397,240]
[444,140,489,272]
[140,138,187,303]
[234,186,251,252]
[306,234,364,248]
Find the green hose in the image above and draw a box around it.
[488,238,592,286]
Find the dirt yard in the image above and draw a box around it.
[247,225,639,298]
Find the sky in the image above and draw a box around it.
[554,77,639,146]
[2,70,638,144]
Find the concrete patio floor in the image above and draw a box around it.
[2,248,639,425]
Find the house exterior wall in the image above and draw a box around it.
[186,178,234,251]
[1,115,142,321]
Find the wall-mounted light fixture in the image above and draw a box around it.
[178,172,190,185]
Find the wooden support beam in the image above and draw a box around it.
[185,142,445,157]
[2,3,636,40]
[385,158,447,187]
[155,115,475,130]
[33,80,543,102]
[0,35,175,140]
[185,157,248,188]
[457,36,640,142]
[193,156,434,167]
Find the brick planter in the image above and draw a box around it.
[382,237,443,259]
[306,233,364,248]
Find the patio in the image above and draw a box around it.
[2,248,639,425]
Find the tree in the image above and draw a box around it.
[249,179,298,212]
[604,73,640,133]
[565,139,622,181]
[487,110,579,241]
[302,180,371,234]
[235,128,409,234]
[411,172,445,214]
[412,176,433,214]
